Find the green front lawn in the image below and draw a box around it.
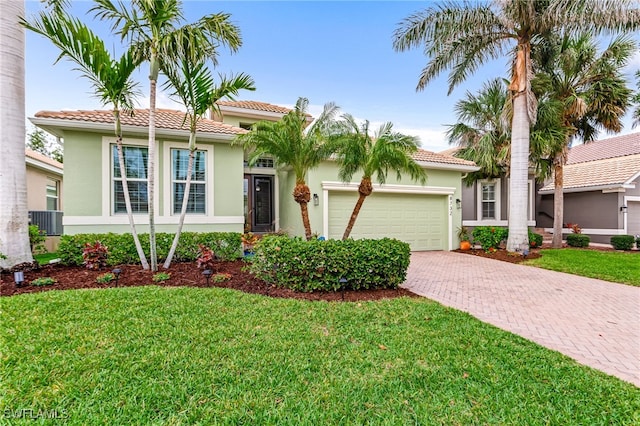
[2,287,638,424]
[525,249,640,286]
[34,252,60,264]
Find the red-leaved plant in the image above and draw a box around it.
[567,223,582,234]
[196,244,216,271]
[82,241,108,270]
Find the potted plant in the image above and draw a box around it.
[457,226,471,250]
[241,232,259,256]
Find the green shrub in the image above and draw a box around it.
[528,231,543,249]
[472,226,508,252]
[250,236,410,292]
[636,236,640,250]
[610,235,635,251]
[153,272,171,283]
[30,277,56,286]
[58,232,242,266]
[566,234,590,248]
[29,224,46,253]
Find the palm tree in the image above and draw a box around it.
[236,97,340,240]
[162,56,254,268]
[332,115,426,240]
[92,0,242,271]
[447,78,512,184]
[393,0,639,252]
[533,34,635,247]
[0,0,32,269]
[22,10,150,269]
[633,71,640,128]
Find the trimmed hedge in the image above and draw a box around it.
[610,235,635,251]
[249,236,410,292]
[58,232,242,266]
[566,234,590,248]
[472,226,508,251]
[637,236,640,250]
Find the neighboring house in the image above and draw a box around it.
[30,101,477,251]
[537,133,640,244]
[25,148,63,251]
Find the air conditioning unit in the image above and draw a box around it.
[28,211,63,236]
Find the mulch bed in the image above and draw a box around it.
[0,260,420,302]
[453,247,542,263]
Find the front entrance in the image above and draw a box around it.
[244,174,274,233]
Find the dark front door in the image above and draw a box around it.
[244,174,274,233]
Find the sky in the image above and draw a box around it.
[24,0,640,153]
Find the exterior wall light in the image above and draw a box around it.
[313,193,319,206]
[456,198,462,209]
[620,205,628,213]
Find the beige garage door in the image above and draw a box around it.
[328,191,448,251]
[628,201,640,237]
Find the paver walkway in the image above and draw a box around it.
[402,251,640,386]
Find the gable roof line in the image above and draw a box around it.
[25,148,63,175]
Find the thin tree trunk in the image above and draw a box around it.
[552,162,564,248]
[164,145,194,269]
[506,91,531,252]
[0,0,32,268]
[115,121,149,269]
[299,201,312,240]
[342,193,368,240]
[148,74,158,271]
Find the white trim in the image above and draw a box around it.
[63,215,243,226]
[448,195,453,250]
[477,179,501,221]
[322,188,329,239]
[162,141,214,217]
[243,167,277,176]
[624,171,640,186]
[25,156,63,176]
[539,183,634,194]
[30,117,239,142]
[217,105,290,121]
[623,196,640,235]
[543,227,627,236]
[321,181,456,195]
[414,160,480,173]
[464,220,536,227]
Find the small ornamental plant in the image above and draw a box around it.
[212,273,232,283]
[197,244,217,270]
[96,272,115,284]
[31,277,56,286]
[82,241,108,270]
[241,232,259,253]
[153,272,171,283]
[567,223,582,234]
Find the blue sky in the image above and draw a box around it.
[24,1,639,152]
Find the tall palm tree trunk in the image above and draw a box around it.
[0,0,32,268]
[114,123,149,269]
[293,182,313,240]
[506,92,531,252]
[343,178,373,240]
[343,193,368,240]
[148,67,158,271]
[164,144,195,269]
[552,162,564,248]
[299,201,312,241]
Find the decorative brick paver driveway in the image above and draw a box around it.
[402,251,640,386]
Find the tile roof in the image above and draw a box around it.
[25,148,63,169]
[34,109,247,135]
[412,148,476,167]
[567,132,640,164]
[540,154,640,192]
[216,100,293,115]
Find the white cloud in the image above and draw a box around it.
[396,126,450,153]
[136,90,185,111]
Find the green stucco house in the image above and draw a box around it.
[30,101,477,251]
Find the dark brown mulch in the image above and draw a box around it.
[453,247,543,263]
[0,260,419,302]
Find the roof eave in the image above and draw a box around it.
[414,160,480,172]
[538,183,634,194]
[29,117,239,142]
[25,156,63,175]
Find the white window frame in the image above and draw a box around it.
[46,178,59,211]
[170,147,208,215]
[162,141,214,218]
[111,143,150,215]
[478,179,501,221]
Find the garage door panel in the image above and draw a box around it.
[328,191,448,251]
[628,201,640,236]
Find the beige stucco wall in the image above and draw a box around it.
[26,163,62,211]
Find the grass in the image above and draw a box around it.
[34,252,60,264]
[525,249,640,286]
[2,287,639,425]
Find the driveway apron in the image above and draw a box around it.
[402,251,640,386]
